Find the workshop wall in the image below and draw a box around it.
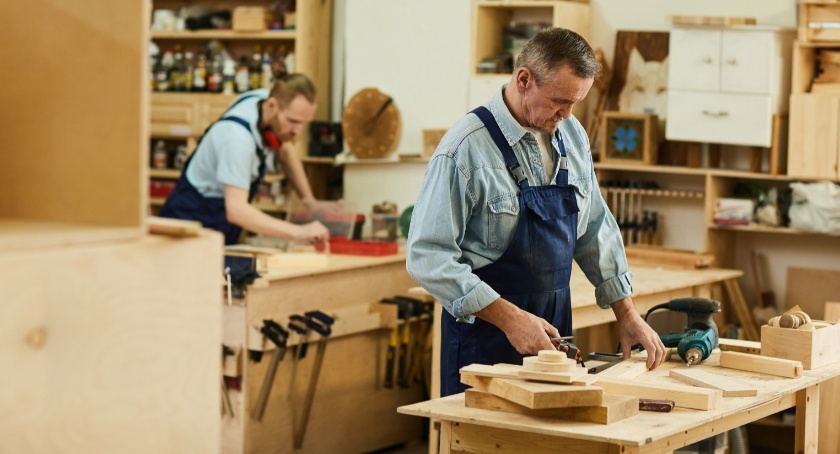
[338,1,840,313]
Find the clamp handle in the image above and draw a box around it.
[305,310,335,328]
[302,313,332,337]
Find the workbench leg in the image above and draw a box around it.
[438,420,452,454]
[429,302,442,454]
[795,384,820,454]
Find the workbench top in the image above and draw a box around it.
[252,252,407,285]
[399,352,840,449]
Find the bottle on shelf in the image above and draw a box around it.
[261,45,274,88]
[174,144,188,170]
[155,50,174,92]
[153,140,169,169]
[192,46,207,92]
[222,59,236,95]
[249,45,263,90]
[208,52,223,93]
[235,55,250,93]
[172,48,186,92]
[183,51,195,92]
[273,45,287,75]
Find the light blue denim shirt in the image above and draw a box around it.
[406,86,632,322]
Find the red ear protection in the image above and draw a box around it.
[262,129,281,150]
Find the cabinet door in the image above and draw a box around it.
[720,30,774,95]
[149,93,196,137]
[788,94,840,179]
[668,28,721,92]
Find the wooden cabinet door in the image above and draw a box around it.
[788,94,840,179]
[720,30,774,95]
[669,28,721,92]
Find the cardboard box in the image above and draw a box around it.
[761,322,840,370]
[232,6,266,32]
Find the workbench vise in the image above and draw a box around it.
[646,297,721,366]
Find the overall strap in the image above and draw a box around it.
[471,106,529,189]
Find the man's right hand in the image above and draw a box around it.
[475,298,558,355]
[293,221,329,244]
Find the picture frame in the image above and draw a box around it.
[600,112,659,166]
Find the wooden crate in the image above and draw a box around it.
[599,112,658,166]
[761,322,840,370]
[800,2,840,42]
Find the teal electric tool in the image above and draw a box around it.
[645,297,721,366]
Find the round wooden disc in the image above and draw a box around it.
[537,349,567,363]
[342,87,401,159]
[522,356,576,373]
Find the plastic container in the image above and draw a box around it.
[287,200,357,238]
[370,213,399,241]
[328,237,398,256]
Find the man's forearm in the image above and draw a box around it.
[279,145,315,201]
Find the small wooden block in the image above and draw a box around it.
[639,398,675,412]
[147,216,202,237]
[517,366,591,385]
[465,389,638,425]
[522,356,576,373]
[476,377,603,410]
[669,368,758,397]
[720,351,803,378]
[537,350,566,363]
[718,338,761,355]
[594,378,721,411]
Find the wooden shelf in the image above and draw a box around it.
[149,168,181,179]
[151,30,296,40]
[709,224,814,235]
[301,156,338,165]
[595,163,838,182]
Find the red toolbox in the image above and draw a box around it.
[326,237,398,256]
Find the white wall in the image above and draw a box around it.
[337,1,840,315]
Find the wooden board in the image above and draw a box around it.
[719,351,802,378]
[785,267,840,320]
[821,302,840,454]
[718,338,761,355]
[465,389,638,425]
[669,368,757,397]
[592,358,648,380]
[460,375,603,410]
[670,15,757,26]
[461,363,592,385]
[624,245,714,269]
[593,378,721,411]
[147,216,202,237]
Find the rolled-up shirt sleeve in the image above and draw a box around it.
[406,154,499,322]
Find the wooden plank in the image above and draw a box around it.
[592,358,648,380]
[670,15,757,26]
[821,302,840,454]
[593,378,721,410]
[147,216,203,237]
[718,338,761,355]
[624,245,715,269]
[719,351,802,378]
[785,267,840,320]
[518,367,593,385]
[465,376,603,410]
[464,389,638,425]
[669,368,757,397]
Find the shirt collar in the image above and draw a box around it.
[487,84,530,148]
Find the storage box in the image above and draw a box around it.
[800,3,840,42]
[286,200,356,238]
[232,6,266,32]
[761,322,840,370]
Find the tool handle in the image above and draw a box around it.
[667,297,721,314]
[302,316,332,337]
[251,347,284,421]
[305,310,335,327]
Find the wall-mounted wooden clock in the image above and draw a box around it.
[342,87,401,159]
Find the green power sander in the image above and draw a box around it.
[645,297,721,366]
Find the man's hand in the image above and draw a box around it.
[475,298,558,355]
[612,297,666,370]
[293,221,330,244]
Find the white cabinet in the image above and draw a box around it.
[666,26,793,147]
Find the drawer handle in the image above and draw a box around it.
[702,56,713,64]
[725,58,738,65]
[702,110,729,118]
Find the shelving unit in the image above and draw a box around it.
[148,0,334,206]
[788,1,840,179]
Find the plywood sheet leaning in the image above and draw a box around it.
[464,389,638,425]
[669,368,757,397]
[460,374,602,410]
[593,378,721,410]
[785,267,840,320]
[719,351,803,378]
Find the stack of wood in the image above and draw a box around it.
[813,50,840,94]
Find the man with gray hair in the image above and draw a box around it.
[407,28,665,396]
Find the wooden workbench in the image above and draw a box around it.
[221,253,426,454]
[401,352,840,453]
[421,262,744,453]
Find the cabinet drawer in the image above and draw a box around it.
[669,28,721,92]
[150,101,195,137]
[665,91,773,147]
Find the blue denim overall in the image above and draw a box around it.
[440,106,580,396]
[159,95,266,245]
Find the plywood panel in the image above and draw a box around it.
[0,0,148,228]
[0,233,223,453]
[785,267,840,320]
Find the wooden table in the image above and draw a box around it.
[221,253,426,454]
[401,352,840,453]
[421,262,744,453]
